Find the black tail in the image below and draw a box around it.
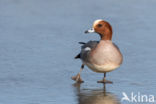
[74,42,85,59]
[75,53,80,59]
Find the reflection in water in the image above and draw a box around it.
[73,83,120,104]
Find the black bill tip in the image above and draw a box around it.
[84,30,88,34]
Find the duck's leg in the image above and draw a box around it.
[72,64,84,83]
[97,72,113,84]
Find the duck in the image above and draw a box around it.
[72,19,123,83]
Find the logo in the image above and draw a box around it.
[121,92,155,103]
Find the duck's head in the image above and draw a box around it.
[85,19,113,40]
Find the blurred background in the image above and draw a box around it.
[0,0,156,104]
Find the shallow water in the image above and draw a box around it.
[0,0,156,104]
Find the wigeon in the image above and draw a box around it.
[72,19,123,83]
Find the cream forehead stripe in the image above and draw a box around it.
[93,19,103,26]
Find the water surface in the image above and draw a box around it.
[0,0,156,104]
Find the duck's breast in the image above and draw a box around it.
[87,40,123,72]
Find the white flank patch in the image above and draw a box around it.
[84,47,91,51]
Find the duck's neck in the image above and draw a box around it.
[100,32,112,41]
[99,27,112,40]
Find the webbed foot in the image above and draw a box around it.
[72,73,84,83]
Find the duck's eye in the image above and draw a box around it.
[97,24,102,27]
